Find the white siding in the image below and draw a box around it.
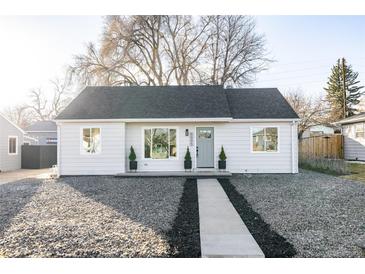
[215,122,295,173]
[58,122,125,175]
[125,121,297,173]
[343,123,365,161]
[0,115,24,172]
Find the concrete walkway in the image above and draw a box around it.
[0,169,51,185]
[198,179,264,258]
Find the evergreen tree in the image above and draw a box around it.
[324,58,363,121]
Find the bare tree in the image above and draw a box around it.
[1,104,35,128]
[28,77,72,121]
[50,77,73,117]
[70,15,271,87]
[28,88,52,121]
[284,89,329,137]
[202,16,270,86]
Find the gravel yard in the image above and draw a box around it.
[225,170,365,258]
[0,176,200,258]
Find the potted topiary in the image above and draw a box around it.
[184,147,192,171]
[129,146,137,172]
[218,146,227,171]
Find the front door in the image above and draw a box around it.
[196,127,214,168]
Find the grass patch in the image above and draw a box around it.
[299,157,349,175]
[300,163,343,176]
[340,163,365,184]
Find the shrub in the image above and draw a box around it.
[184,147,192,161]
[219,146,227,161]
[129,146,137,161]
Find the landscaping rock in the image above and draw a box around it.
[0,176,187,257]
[228,169,365,258]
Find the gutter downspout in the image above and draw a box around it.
[291,120,297,173]
[56,124,61,177]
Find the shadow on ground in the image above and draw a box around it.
[219,178,297,258]
[0,179,42,236]
[166,179,201,257]
[64,177,201,257]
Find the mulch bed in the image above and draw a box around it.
[219,178,297,258]
[166,178,201,257]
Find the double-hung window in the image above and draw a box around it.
[144,128,177,159]
[82,128,101,154]
[252,127,278,152]
[355,123,364,138]
[8,136,17,155]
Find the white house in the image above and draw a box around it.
[0,113,24,172]
[54,86,299,176]
[24,120,58,145]
[335,113,365,161]
[301,124,340,138]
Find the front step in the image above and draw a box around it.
[115,171,232,178]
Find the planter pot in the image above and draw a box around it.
[129,161,137,172]
[218,160,226,170]
[184,160,192,170]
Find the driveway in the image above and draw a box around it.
[0,169,51,185]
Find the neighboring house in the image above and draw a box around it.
[0,113,24,172]
[54,86,300,176]
[301,124,341,138]
[23,135,38,145]
[335,113,365,161]
[24,121,57,145]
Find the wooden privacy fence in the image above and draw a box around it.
[299,135,344,159]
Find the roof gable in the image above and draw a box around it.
[0,113,25,134]
[25,121,57,132]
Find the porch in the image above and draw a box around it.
[115,170,232,178]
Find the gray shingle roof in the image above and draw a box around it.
[225,88,299,119]
[25,121,57,132]
[55,85,299,120]
[335,112,365,125]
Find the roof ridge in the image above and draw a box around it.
[223,89,233,118]
[89,85,224,88]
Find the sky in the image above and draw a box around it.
[253,16,365,97]
[0,15,364,109]
[0,16,103,109]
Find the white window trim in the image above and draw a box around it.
[80,127,102,155]
[141,127,179,160]
[8,136,18,155]
[250,126,280,153]
[355,123,365,138]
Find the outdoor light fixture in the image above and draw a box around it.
[185,129,189,136]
